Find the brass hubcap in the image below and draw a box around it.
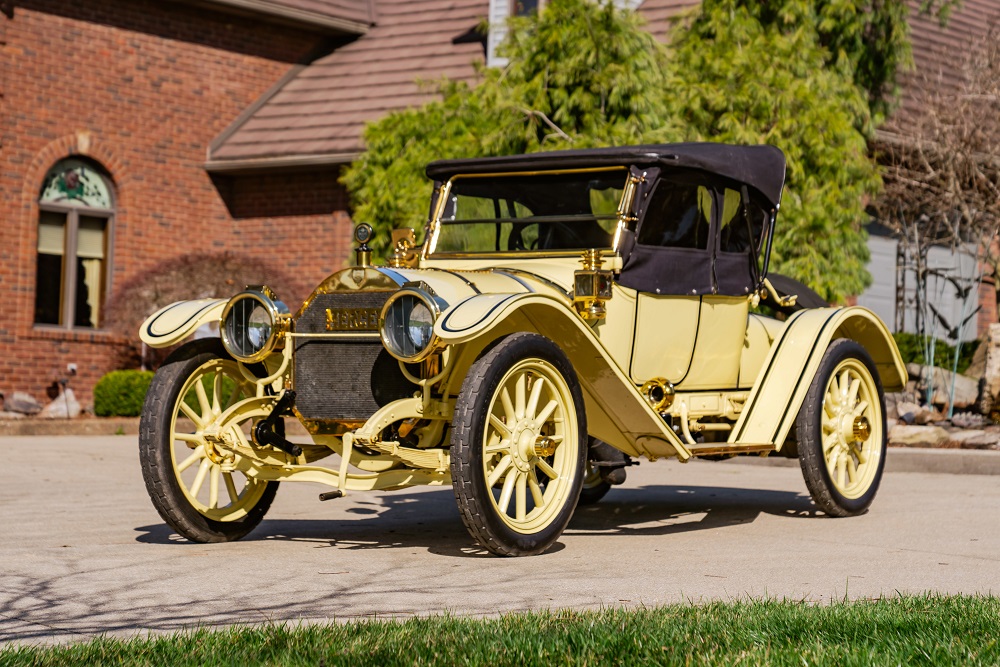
[853,416,871,442]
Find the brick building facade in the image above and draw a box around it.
[0,0,359,406]
[2,0,997,410]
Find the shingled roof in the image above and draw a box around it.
[206,0,490,171]
[880,0,1000,142]
[205,0,699,171]
[207,0,990,172]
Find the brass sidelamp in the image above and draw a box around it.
[573,249,614,320]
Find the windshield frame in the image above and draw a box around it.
[423,166,635,259]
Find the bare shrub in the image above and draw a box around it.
[106,252,297,369]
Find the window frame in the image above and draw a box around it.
[34,198,115,331]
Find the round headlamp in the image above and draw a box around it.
[380,289,441,362]
[221,288,289,363]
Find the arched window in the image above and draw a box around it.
[34,159,114,329]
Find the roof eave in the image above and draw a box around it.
[204,153,360,174]
[171,0,371,36]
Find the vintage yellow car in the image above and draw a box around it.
[138,143,906,556]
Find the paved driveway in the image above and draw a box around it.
[1,435,997,645]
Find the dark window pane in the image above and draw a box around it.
[75,216,106,328]
[35,254,64,325]
[35,211,66,325]
[719,189,767,254]
[513,0,539,16]
[637,181,712,249]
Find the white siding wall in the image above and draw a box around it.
[487,0,642,68]
[857,235,979,343]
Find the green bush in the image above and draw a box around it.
[93,370,155,417]
[892,332,979,375]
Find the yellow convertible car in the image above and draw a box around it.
[138,143,906,556]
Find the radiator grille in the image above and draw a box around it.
[293,291,416,421]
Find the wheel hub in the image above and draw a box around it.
[853,416,871,442]
[510,421,540,471]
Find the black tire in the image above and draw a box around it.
[797,339,887,516]
[451,333,587,556]
[139,339,278,542]
[577,462,612,505]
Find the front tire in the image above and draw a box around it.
[796,339,886,516]
[450,333,587,556]
[139,339,278,542]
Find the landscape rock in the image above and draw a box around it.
[0,411,26,420]
[906,363,980,410]
[894,400,922,424]
[980,324,1000,414]
[38,388,81,419]
[888,424,951,448]
[945,430,1000,449]
[6,391,42,415]
[950,411,987,429]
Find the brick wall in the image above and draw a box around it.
[0,1,354,408]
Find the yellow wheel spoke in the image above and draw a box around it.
[854,400,870,417]
[175,432,201,445]
[179,401,202,427]
[856,445,869,465]
[190,459,211,498]
[489,413,512,438]
[823,432,838,454]
[515,472,527,521]
[500,387,516,423]
[526,376,545,421]
[209,467,220,509]
[528,469,544,507]
[223,471,239,504]
[839,370,850,398]
[536,399,558,425]
[488,455,513,488]
[846,455,858,485]
[498,473,517,514]
[484,432,508,455]
[826,446,839,471]
[848,378,860,407]
[837,454,847,489]
[194,379,211,422]
[515,373,526,419]
[536,458,558,480]
[212,372,223,416]
[177,446,206,473]
[823,400,837,419]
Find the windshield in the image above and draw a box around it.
[429,168,628,255]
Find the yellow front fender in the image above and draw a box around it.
[436,293,691,461]
[730,306,907,450]
[139,299,227,348]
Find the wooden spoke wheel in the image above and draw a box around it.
[451,333,586,556]
[139,339,277,542]
[797,339,886,516]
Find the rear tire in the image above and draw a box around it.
[796,339,886,516]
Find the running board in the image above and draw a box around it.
[686,443,775,458]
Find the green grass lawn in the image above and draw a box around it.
[3,595,998,666]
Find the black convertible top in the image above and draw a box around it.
[425,142,786,208]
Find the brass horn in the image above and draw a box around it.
[640,377,675,412]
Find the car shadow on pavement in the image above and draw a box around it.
[567,484,820,537]
[134,483,820,556]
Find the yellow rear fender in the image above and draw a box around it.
[730,306,907,450]
[139,299,227,348]
[436,293,691,461]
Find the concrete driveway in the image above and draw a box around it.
[1,435,998,646]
